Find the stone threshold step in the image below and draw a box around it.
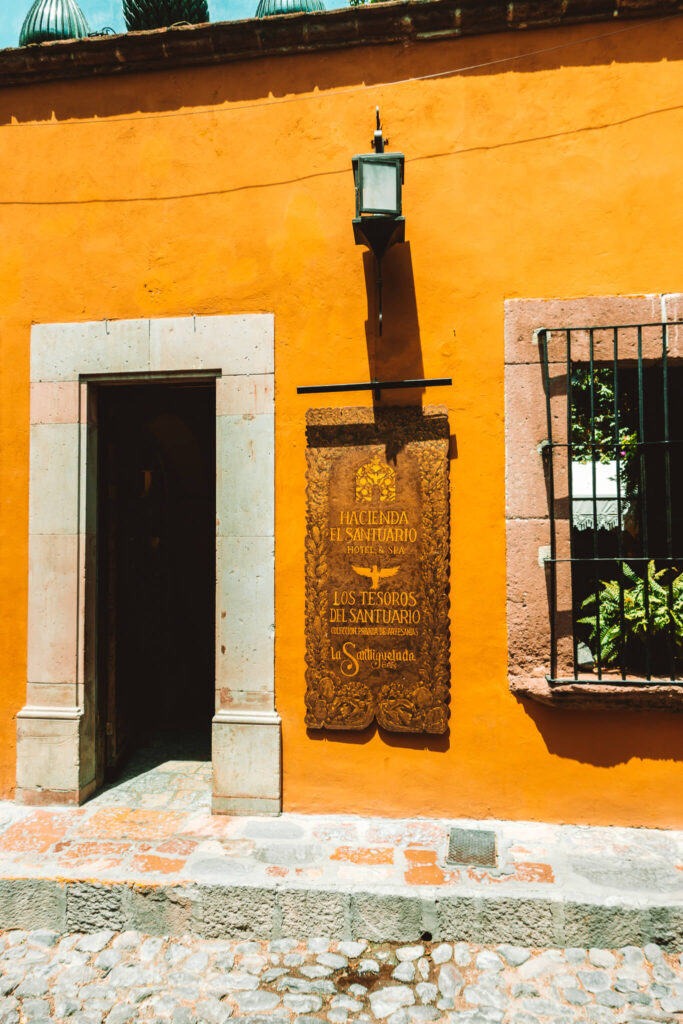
[1,877,682,949]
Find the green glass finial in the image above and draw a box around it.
[255,0,324,16]
[122,0,210,31]
[19,0,90,46]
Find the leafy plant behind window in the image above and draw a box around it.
[570,365,648,672]
[570,366,637,466]
[578,561,683,671]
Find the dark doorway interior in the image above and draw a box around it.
[96,380,215,782]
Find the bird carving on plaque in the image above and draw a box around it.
[351,564,400,590]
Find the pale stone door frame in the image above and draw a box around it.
[18,315,280,814]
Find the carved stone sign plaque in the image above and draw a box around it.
[305,406,450,733]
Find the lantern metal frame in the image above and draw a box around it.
[352,109,406,335]
[352,153,405,218]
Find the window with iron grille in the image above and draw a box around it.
[540,322,683,688]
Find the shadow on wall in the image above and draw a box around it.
[308,721,450,752]
[307,236,455,754]
[520,697,683,767]
[1,19,682,125]
[363,241,425,402]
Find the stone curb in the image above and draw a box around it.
[0,878,681,949]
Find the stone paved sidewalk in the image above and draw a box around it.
[3,752,682,895]
[0,751,681,945]
[0,930,682,1024]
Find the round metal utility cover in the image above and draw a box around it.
[19,0,90,46]
[256,0,324,16]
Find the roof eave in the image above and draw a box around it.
[1,0,681,89]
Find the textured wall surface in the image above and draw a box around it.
[1,12,683,824]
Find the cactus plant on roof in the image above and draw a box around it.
[256,0,324,14]
[19,0,90,46]
[122,0,210,31]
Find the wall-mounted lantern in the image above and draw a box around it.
[352,108,405,335]
[298,108,451,400]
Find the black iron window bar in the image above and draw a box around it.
[297,378,452,401]
[539,321,683,687]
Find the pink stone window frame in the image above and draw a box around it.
[504,293,683,710]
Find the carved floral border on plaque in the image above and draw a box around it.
[305,406,450,733]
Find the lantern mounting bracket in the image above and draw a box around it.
[372,106,388,153]
[352,216,405,335]
[297,377,452,402]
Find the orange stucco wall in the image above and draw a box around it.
[2,15,683,827]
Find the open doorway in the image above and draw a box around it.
[96,379,216,784]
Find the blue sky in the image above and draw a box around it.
[3,0,339,50]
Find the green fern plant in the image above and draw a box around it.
[578,560,683,668]
[123,0,209,31]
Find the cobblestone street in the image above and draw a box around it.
[0,930,681,1024]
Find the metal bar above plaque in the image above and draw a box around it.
[304,406,450,733]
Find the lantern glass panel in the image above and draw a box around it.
[361,160,399,215]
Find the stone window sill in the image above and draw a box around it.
[510,675,683,711]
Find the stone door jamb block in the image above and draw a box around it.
[19,315,279,813]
